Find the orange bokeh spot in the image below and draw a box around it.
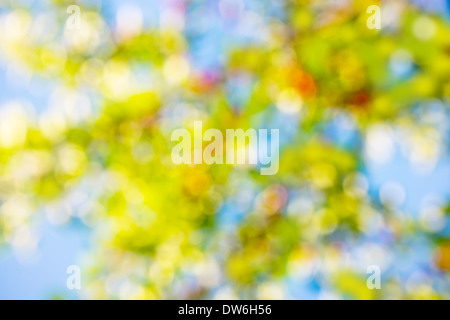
[289,68,317,98]
[435,242,450,271]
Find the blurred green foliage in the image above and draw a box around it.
[0,0,449,299]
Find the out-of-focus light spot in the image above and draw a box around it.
[318,291,342,300]
[124,185,145,205]
[334,111,356,131]
[64,12,104,54]
[309,163,336,189]
[419,206,445,233]
[160,8,185,30]
[302,213,321,241]
[48,87,92,125]
[116,4,143,41]
[359,205,384,235]
[406,130,440,173]
[46,202,72,225]
[0,103,29,149]
[163,55,190,85]
[381,2,404,30]
[383,282,404,300]
[276,88,303,114]
[8,150,52,181]
[67,190,89,208]
[149,239,179,285]
[238,11,268,41]
[287,197,314,217]
[257,282,285,300]
[343,172,369,198]
[405,271,433,296]
[39,109,67,142]
[413,16,436,41]
[119,281,144,300]
[0,197,32,229]
[321,245,342,273]
[168,102,204,126]
[105,274,126,297]
[132,142,154,164]
[435,242,450,271]
[1,11,31,42]
[421,101,447,131]
[103,60,132,98]
[183,167,211,197]
[187,7,212,35]
[29,13,58,43]
[102,170,125,193]
[129,205,157,228]
[257,184,288,215]
[268,21,288,47]
[365,124,394,165]
[39,46,67,75]
[193,259,221,288]
[389,49,414,77]
[421,194,445,208]
[318,209,338,235]
[219,0,245,20]
[9,226,39,264]
[234,187,254,212]
[379,182,406,208]
[288,246,317,279]
[80,58,104,86]
[78,202,105,227]
[355,244,391,270]
[412,74,436,97]
[213,287,238,300]
[57,144,86,175]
